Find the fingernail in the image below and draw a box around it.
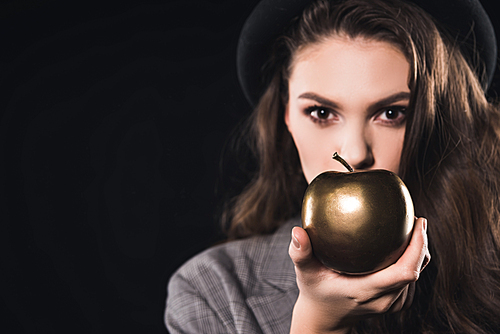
[292,229,300,249]
[422,218,427,232]
[420,252,431,273]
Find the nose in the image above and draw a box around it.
[337,127,374,171]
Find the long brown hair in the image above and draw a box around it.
[222,0,500,332]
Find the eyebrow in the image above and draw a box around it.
[298,92,340,108]
[298,91,411,110]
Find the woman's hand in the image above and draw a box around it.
[289,217,430,334]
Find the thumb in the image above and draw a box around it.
[289,226,320,272]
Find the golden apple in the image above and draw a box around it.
[301,153,415,275]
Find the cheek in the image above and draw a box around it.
[288,123,337,183]
[373,128,405,173]
[295,137,325,168]
[295,141,324,183]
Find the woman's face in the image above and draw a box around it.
[285,36,410,183]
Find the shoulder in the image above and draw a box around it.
[165,217,300,334]
[170,217,299,293]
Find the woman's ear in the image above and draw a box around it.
[284,104,291,130]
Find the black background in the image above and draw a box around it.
[0,1,498,333]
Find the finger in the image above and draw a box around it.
[385,285,408,314]
[401,282,415,311]
[288,226,323,273]
[371,217,428,290]
[388,284,411,314]
[420,249,431,273]
[395,216,428,268]
[363,285,408,314]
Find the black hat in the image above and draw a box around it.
[237,0,498,106]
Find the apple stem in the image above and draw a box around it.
[332,152,354,172]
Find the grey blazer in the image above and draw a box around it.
[165,218,300,333]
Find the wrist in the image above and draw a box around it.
[290,294,353,334]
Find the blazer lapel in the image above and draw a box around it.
[246,217,301,333]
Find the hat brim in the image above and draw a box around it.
[237,0,497,106]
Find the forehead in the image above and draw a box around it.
[293,35,405,64]
[289,36,410,100]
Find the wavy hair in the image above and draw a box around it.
[222,0,500,332]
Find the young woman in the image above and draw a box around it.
[165,0,500,333]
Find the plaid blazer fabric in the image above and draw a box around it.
[165,218,300,333]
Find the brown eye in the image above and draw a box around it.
[317,108,330,119]
[304,105,337,124]
[307,106,334,121]
[385,109,398,119]
[375,106,407,126]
